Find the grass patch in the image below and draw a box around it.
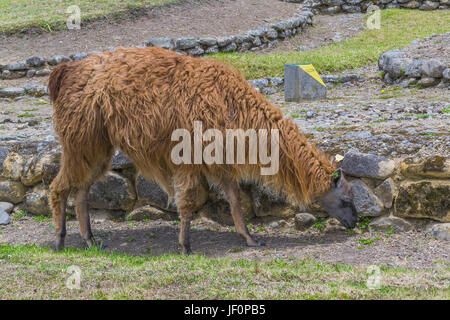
[1,244,448,299]
[0,0,177,33]
[210,9,450,79]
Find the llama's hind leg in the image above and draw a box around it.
[49,174,70,250]
[222,178,266,247]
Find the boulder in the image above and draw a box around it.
[394,180,450,222]
[369,216,413,232]
[88,172,136,211]
[0,201,14,213]
[351,179,385,216]
[420,59,446,78]
[126,205,176,221]
[146,37,176,49]
[294,213,317,230]
[374,178,396,209]
[135,175,177,212]
[401,156,450,179]
[1,152,24,181]
[175,38,197,50]
[24,184,50,215]
[342,151,395,179]
[0,180,26,204]
[21,150,61,186]
[47,55,71,66]
[0,208,11,225]
[426,223,449,241]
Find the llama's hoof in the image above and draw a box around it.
[247,239,266,247]
[54,241,65,251]
[181,246,192,255]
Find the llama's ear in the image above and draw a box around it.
[331,168,343,188]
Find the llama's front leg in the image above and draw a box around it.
[74,187,96,248]
[178,211,193,255]
[222,179,266,247]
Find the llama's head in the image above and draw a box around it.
[318,168,358,229]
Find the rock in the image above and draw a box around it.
[418,77,439,87]
[369,216,413,232]
[217,37,233,47]
[187,47,205,56]
[294,213,317,230]
[374,178,396,209]
[0,202,14,213]
[126,205,175,221]
[0,147,8,172]
[426,223,449,240]
[7,62,29,71]
[249,79,269,88]
[394,180,449,222]
[324,217,347,232]
[1,152,24,181]
[146,37,176,49]
[88,172,136,211]
[266,28,278,40]
[221,42,237,53]
[399,78,417,88]
[47,55,71,66]
[401,156,450,179]
[351,179,385,216]
[420,59,446,78]
[0,87,25,98]
[136,175,177,212]
[443,68,450,80]
[404,60,424,77]
[71,53,88,61]
[419,0,440,9]
[0,180,26,204]
[341,5,362,12]
[35,69,51,77]
[269,77,284,86]
[204,46,219,54]
[378,49,405,71]
[262,87,277,95]
[175,38,197,50]
[23,84,48,97]
[26,69,36,78]
[0,208,11,225]
[24,184,50,215]
[342,151,395,179]
[21,151,60,186]
[111,150,133,170]
[26,56,46,67]
[198,38,217,47]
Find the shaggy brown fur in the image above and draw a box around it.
[48,47,336,253]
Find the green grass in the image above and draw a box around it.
[210,9,450,79]
[0,0,177,33]
[0,244,448,299]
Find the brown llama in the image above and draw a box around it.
[48,46,357,254]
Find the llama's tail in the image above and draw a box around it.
[48,63,70,102]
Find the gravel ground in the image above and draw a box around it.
[0,0,300,64]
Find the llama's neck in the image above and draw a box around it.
[242,89,335,206]
[268,117,335,206]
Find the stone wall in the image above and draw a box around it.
[378,33,450,88]
[0,140,448,226]
[284,0,449,14]
[0,10,314,81]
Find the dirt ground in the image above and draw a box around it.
[1,214,448,271]
[0,0,300,64]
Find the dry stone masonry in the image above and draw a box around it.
[282,0,449,14]
[0,139,448,231]
[379,32,450,88]
[0,10,314,81]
